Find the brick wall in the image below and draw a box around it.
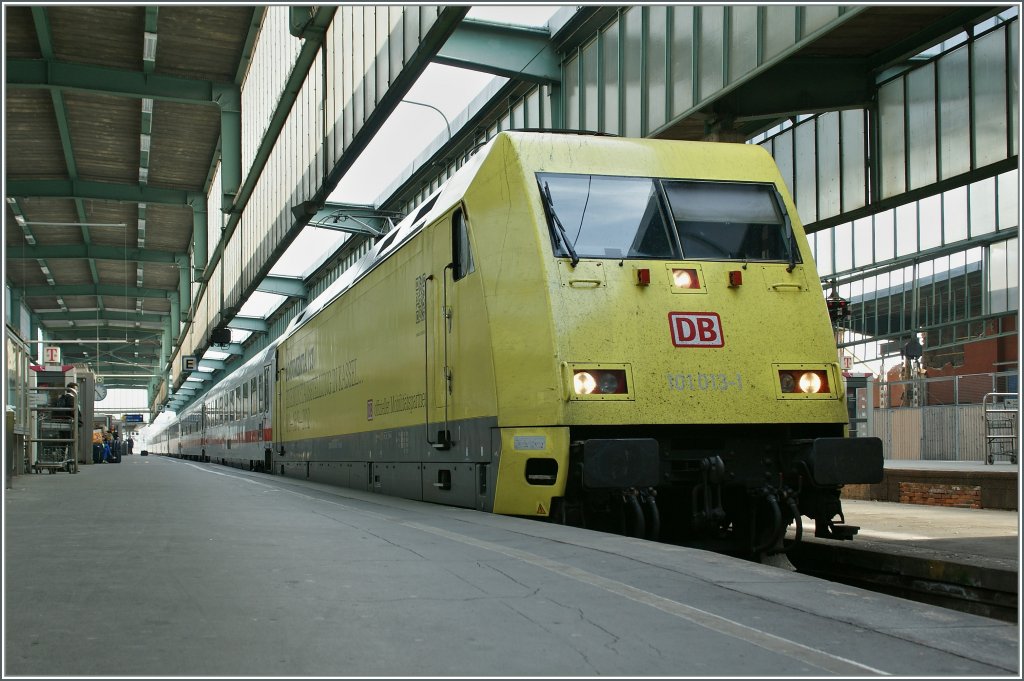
[841,468,1016,510]
[897,482,981,508]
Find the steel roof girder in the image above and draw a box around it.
[22,284,172,298]
[7,58,239,106]
[435,18,561,85]
[6,179,195,206]
[226,316,268,333]
[35,310,167,324]
[257,275,307,299]
[8,244,181,264]
[719,57,874,121]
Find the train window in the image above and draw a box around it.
[662,181,800,264]
[452,208,475,281]
[537,173,679,260]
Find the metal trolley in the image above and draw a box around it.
[29,386,79,474]
[982,392,1019,465]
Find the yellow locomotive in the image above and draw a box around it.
[268,131,883,554]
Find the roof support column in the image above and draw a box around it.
[215,86,242,213]
[549,83,564,128]
[191,199,208,278]
[160,326,170,375]
[176,255,191,323]
[168,294,180,346]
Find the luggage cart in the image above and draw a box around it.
[983,392,1018,465]
[29,386,79,474]
[34,418,74,473]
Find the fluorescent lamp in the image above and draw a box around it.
[143,32,158,61]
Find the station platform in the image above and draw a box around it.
[843,459,1019,511]
[4,456,1019,677]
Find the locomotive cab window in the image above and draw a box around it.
[537,173,679,260]
[662,181,799,263]
[537,173,799,265]
[451,207,475,281]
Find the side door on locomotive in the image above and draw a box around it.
[423,204,497,509]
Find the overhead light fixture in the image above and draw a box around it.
[142,98,154,114]
[140,134,151,152]
[143,32,158,61]
[139,167,149,183]
[24,234,36,245]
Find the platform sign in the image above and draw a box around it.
[125,414,144,423]
[182,355,198,372]
[43,346,61,365]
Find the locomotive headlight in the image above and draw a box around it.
[672,268,700,289]
[777,368,831,395]
[569,366,631,399]
[598,371,621,394]
[573,371,598,395]
[798,371,823,394]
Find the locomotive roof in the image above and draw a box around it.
[281,134,498,339]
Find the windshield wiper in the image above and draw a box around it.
[784,214,797,273]
[541,181,580,267]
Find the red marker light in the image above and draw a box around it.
[728,270,743,287]
[637,268,651,286]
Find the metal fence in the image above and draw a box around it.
[871,372,1019,462]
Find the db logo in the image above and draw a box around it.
[669,312,724,348]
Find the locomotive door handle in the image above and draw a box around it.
[568,278,602,288]
[769,283,804,291]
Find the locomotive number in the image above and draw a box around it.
[667,372,743,392]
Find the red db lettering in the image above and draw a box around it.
[669,312,724,348]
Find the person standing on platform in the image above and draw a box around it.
[102,436,111,463]
[126,436,134,456]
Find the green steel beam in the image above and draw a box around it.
[177,255,190,322]
[721,57,874,121]
[192,199,208,276]
[169,295,180,341]
[219,343,245,356]
[434,18,561,84]
[7,58,237,106]
[36,310,167,324]
[41,326,165,340]
[143,7,159,75]
[257,276,307,298]
[218,93,242,211]
[8,244,181,264]
[7,179,196,205]
[300,202,393,237]
[226,316,268,333]
[22,284,173,298]
[289,7,316,38]
[234,9,265,84]
[30,7,99,284]
[869,6,1005,71]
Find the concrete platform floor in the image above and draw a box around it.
[3,456,1020,677]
